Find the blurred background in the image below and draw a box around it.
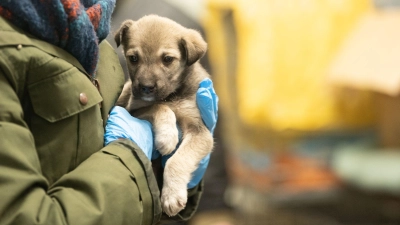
[107,0,400,224]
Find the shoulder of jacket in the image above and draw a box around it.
[0,16,33,46]
[0,17,89,76]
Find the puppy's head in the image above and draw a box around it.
[114,15,207,102]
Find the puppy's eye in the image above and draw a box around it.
[129,55,139,63]
[163,56,174,64]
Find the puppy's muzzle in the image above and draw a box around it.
[137,83,157,101]
[139,84,156,95]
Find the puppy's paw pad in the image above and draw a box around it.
[155,125,179,155]
[161,188,187,217]
[161,185,187,216]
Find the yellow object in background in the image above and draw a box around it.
[204,0,375,132]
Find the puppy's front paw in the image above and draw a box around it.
[155,124,179,155]
[161,186,187,217]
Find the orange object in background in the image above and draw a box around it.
[227,151,340,196]
[272,154,340,194]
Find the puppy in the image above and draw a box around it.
[114,15,214,216]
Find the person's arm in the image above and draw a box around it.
[0,65,161,225]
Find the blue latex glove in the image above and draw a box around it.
[162,78,219,188]
[104,106,154,160]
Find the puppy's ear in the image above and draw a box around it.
[180,29,207,66]
[114,20,135,47]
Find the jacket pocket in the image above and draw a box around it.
[28,67,102,123]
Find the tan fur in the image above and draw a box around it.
[114,15,214,216]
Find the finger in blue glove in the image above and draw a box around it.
[104,106,154,160]
[196,78,219,134]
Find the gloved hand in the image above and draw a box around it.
[162,78,219,188]
[104,106,154,160]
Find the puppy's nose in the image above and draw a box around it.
[139,84,156,94]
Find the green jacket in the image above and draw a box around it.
[0,17,202,225]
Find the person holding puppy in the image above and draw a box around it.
[0,1,218,225]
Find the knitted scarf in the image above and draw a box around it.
[0,0,116,77]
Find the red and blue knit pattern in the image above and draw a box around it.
[0,0,115,77]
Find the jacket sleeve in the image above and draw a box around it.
[0,69,161,225]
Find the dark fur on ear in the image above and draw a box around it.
[114,20,135,47]
[180,29,207,66]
